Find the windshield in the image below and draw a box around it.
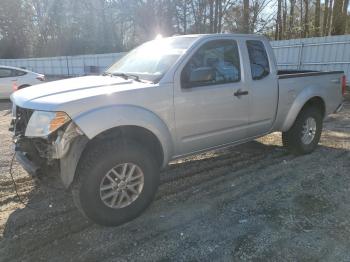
[105,36,198,83]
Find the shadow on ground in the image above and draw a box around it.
[2,139,350,261]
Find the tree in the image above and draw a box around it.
[323,0,329,36]
[331,0,346,35]
[243,0,250,33]
[289,0,296,38]
[314,0,320,36]
[303,0,309,37]
[276,0,283,39]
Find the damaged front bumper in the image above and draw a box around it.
[11,107,89,188]
[15,151,40,177]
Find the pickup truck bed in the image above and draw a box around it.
[278,69,344,77]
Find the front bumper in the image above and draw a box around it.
[10,105,89,187]
[15,151,40,177]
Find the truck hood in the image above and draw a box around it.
[11,75,154,116]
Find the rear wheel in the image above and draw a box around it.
[282,107,323,155]
[72,139,160,226]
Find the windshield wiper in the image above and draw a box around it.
[112,72,142,82]
[103,71,153,84]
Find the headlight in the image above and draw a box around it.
[25,111,71,137]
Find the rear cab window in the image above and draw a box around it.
[246,40,270,80]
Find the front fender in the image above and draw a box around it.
[72,105,174,166]
[281,86,325,132]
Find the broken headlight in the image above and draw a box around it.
[25,111,71,137]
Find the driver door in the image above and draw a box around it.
[174,39,250,155]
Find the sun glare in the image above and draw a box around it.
[155,34,163,40]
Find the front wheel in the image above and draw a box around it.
[282,107,323,155]
[72,140,160,226]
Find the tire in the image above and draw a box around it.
[72,139,160,226]
[282,106,323,155]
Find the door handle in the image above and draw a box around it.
[234,90,249,97]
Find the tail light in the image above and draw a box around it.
[36,75,45,81]
[12,82,18,91]
[341,75,346,96]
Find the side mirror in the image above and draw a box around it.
[186,67,215,86]
[251,63,269,80]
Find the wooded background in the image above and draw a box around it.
[0,0,349,59]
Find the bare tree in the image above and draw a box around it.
[331,0,346,35]
[282,0,287,38]
[276,0,283,39]
[243,0,250,33]
[303,0,309,37]
[314,0,320,36]
[323,0,329,36]
[327,0,334,35]
[289,0,296,38]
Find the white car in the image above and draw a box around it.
[0,65,45,99]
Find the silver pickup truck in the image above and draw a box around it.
[10,34,345,226]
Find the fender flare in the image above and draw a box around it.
[72,105,174,166]
[281,87,326,132]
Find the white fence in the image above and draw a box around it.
[0,53,125,76]
[271,34,350,80]
[1,35,350,79]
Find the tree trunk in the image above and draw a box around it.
[282,0,287,38]
[277,0,283,39]
[343,0,349,32]
[289,0,295,38]
[323,0,329,36]
[300,0,303,37]
[327,0,334,34]
[183,1,187,34]
[331,0,345,35]
[209,0,214,33]
[275,20,279,40]
[218,0,222,33]
[243,0,250,33]
[214,0,219,32]
[303,0,309,37]
[315,0,321,36]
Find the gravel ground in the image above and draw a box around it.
[0,94,349,262]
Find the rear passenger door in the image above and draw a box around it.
[245,40,278,137]
[0,68,15,98]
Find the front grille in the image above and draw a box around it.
[14,107,33,136]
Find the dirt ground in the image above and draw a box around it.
[0,94,349,262]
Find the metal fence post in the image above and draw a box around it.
[66,56,70,76]
[297,43,304,70]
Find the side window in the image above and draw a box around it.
[246,40,270,80]
[181,40,241,88]
[0,68,13,78]
[14,70,27,76]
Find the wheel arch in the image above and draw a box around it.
[17,84,31,90]
[281,95,326,132]
[72,105,174,167]
[82,125,165,168]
